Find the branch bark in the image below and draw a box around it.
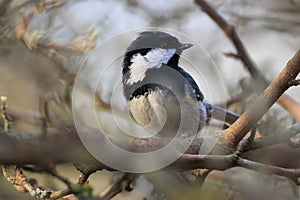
[0,128,204,165]
[216,50,300,151]
[169,154,300,184]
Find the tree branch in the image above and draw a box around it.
[235,157,300,184]
[194,0,300,122]
[216,50,300,151]
[194,0,267,86]
[169,154,300,185]
[0,121,299,168]
[168,154,234,171]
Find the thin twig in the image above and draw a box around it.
[50,188,72,200]
[223,51,240,59]
[235,157,300,184]
[2,165,52,199]
[100,173,137,200]
[252,122,300,150]
[73,163,101,184]
[194,0,267,86]
[49,168,72,188]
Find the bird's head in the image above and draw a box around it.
[122,31,193,85]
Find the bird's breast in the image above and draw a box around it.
[128,89,206,137]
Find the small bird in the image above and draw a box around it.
[122,31,238,138]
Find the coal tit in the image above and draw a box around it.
[122,31,238,138]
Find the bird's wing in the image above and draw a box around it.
[177,67,204,101]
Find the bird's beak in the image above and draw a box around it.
[179,43,193,51]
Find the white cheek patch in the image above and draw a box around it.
[127,53,148,85]
[127,48,176,84]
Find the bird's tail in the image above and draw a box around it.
[203,102,239,125]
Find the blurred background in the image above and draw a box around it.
[0,0,299,199]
